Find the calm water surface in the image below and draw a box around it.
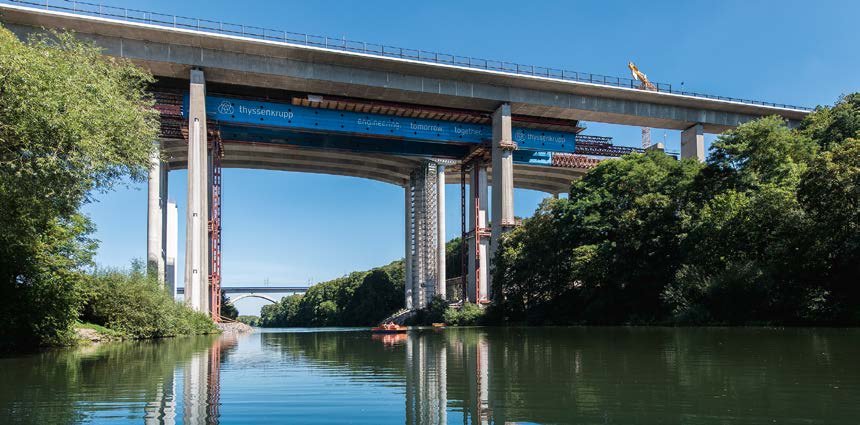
[1,327,859,424]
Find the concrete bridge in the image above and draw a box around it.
[0,0,810,318]
[176,286,307,305]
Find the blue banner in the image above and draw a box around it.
[186,96,577,153]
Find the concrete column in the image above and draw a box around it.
[405,184,414,310]
[166,200,178,298]
[146,142,167,285]
[413,174,425,309]
[436,164,446,300]
[681,123,705,162]
[160,163,168,283]
[467,163,489,303]
[490,104,515,302]
[185,69,209,313]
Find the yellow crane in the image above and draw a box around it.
[628,61,657,148]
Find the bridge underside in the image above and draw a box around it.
[161,138,585,194]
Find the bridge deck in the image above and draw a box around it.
[1,1,810,134]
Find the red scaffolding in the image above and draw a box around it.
[209,130,223,322]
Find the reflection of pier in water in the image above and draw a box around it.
[405,330,498,425]
[144,335,237,425]
[146,330,501,425]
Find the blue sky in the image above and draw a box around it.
[80,0,858,313]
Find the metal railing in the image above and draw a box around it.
[3,0,812,111]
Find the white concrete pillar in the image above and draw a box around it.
[436,164,446,300]
[160,163,168,283]
[467,163,489,303]
[146,142,167,285]
[405,184,414,310]
[166,200,178,298]
[681,123,705,162]
[490,104,515,302]
[185,69,209,312]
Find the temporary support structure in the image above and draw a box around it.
[406,160,440,309]
[208,130,223,321]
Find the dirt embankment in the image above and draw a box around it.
[75,327,116,343]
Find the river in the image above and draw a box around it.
[1,327,858,424]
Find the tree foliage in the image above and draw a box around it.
[220,292,239,320]
[260,260,405,327]
[493,93,860,325]
[0,24,160,348]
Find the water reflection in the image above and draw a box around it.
[405,331,447,425]
[3,327,860,424]
[141,334,237,425]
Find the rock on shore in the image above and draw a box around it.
[217,321,254,333]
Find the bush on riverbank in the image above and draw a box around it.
[443,303,486,326]
[493,93,860,326]
[82,262,216,338]
[0,24,160,350]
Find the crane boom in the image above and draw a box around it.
[628,61,658,148]
[628,62,657,91]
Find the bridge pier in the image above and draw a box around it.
[166,200,178,297]
[490,103,515,300]
[405,161,441,309]
[147,142,168,285]
[185,69,210,313]
[467,162,490,303]
[436,163,447,300]
[681,123,705,162]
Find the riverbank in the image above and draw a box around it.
[73,321,223,346]
[216,321,254,334]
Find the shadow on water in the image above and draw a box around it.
[2,327,860,424]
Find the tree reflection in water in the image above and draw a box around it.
[4,327,860,424]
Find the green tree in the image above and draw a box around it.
[0,25,159,348]
[259,260,405,327]
[494,150,700,324]
[494,94,860,326]
[220,292,239,320]
[343,268,403,325]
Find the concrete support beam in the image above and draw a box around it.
[467,163,489,303]
[184,69,209,312]
[146,142,167,285]
[490,103,515,301]
[681,123,705,162]
[436,164,447,300]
